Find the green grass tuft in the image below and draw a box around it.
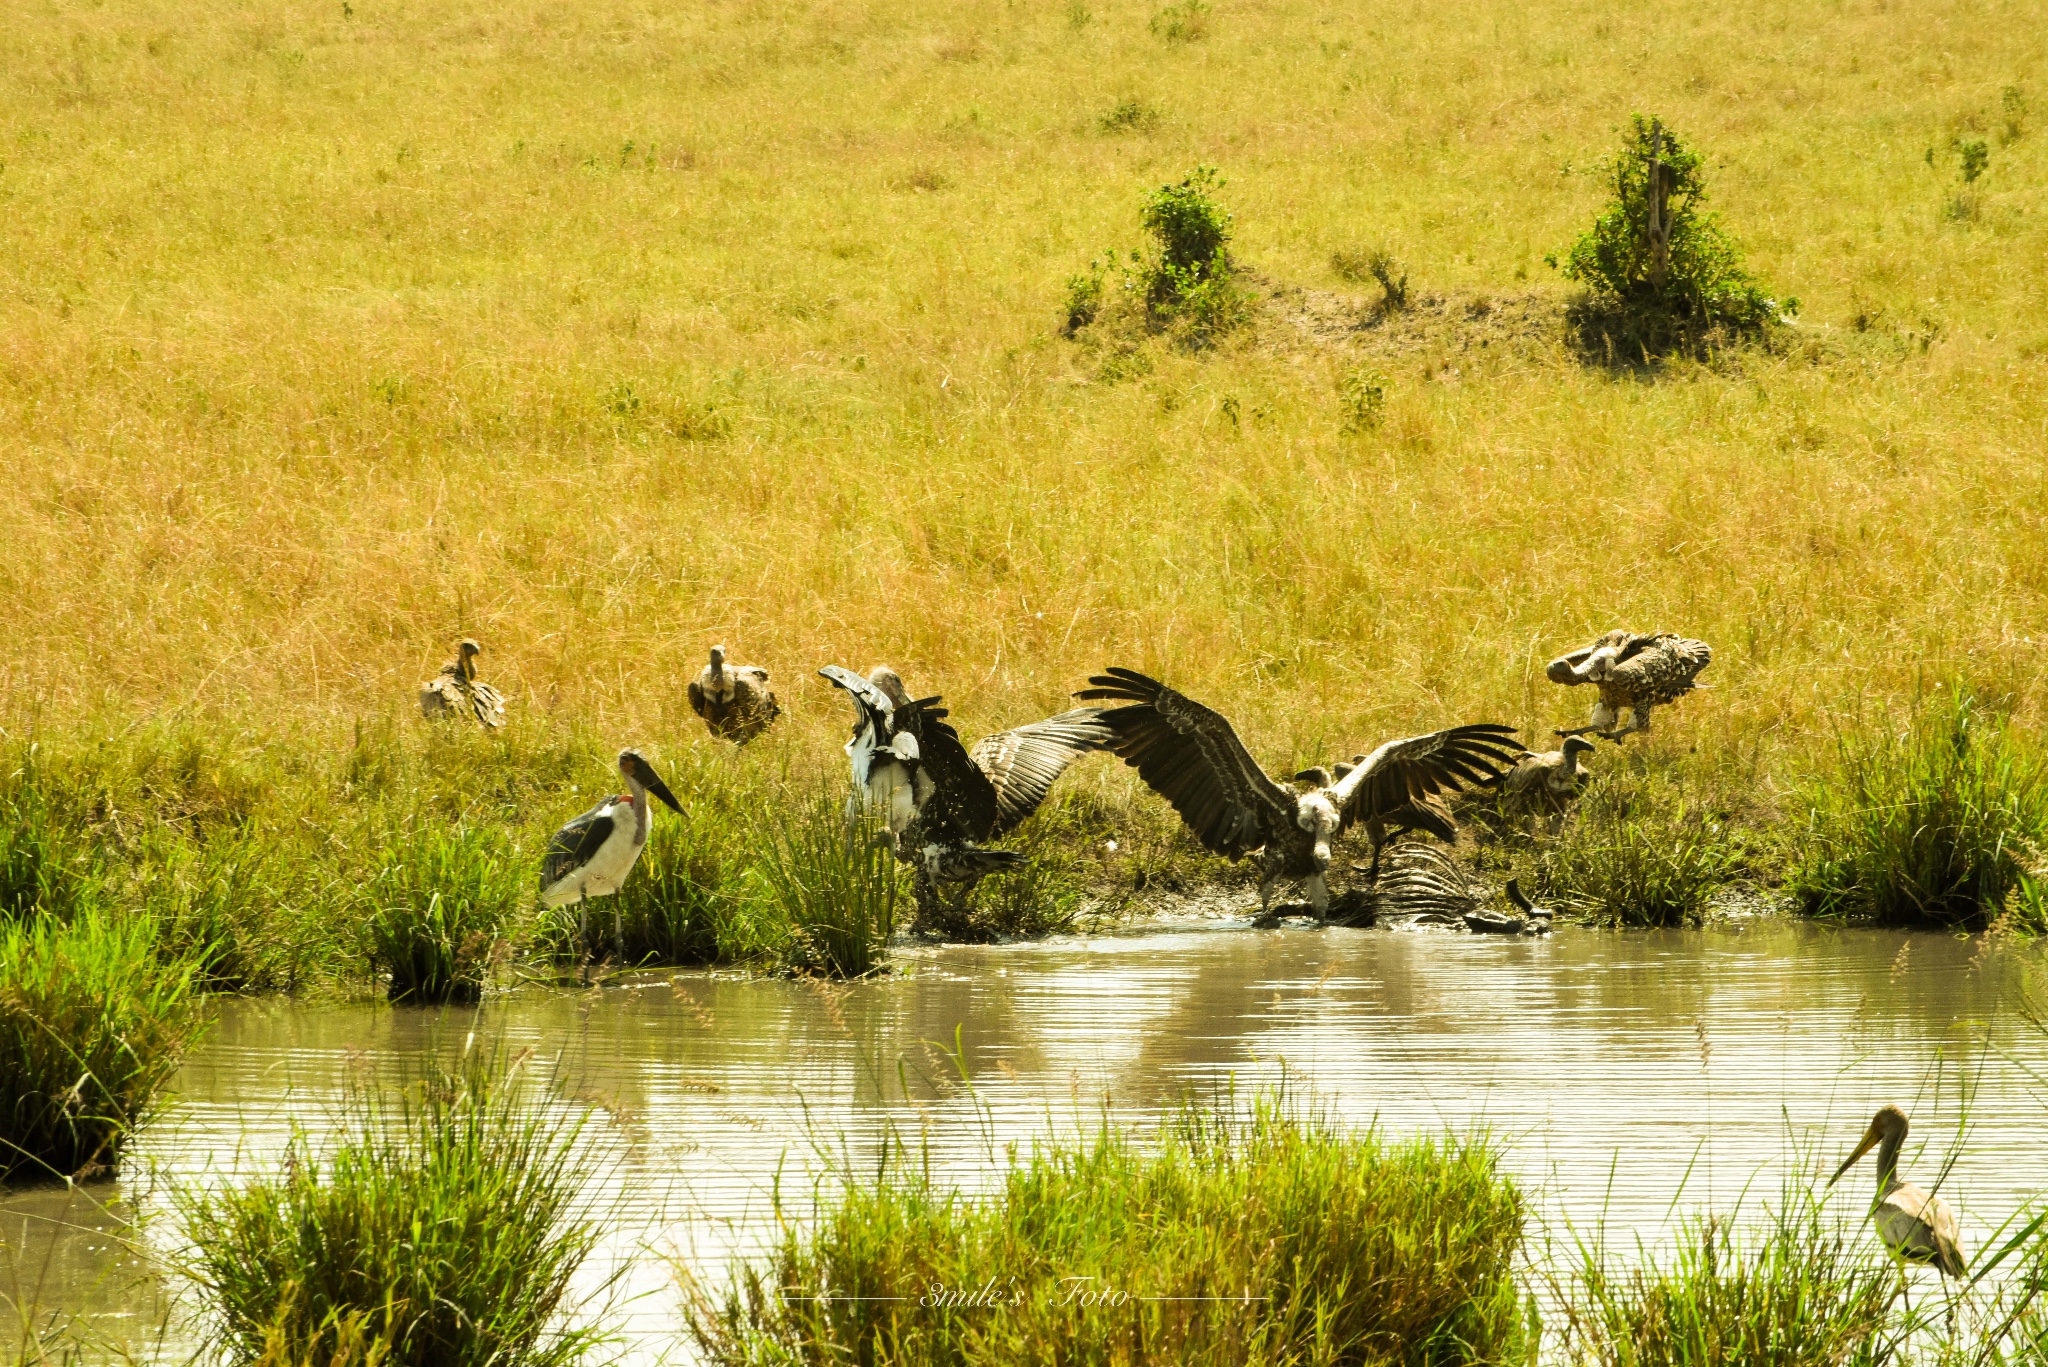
[1534,766,1744,928]
[0,912,207,1184]
[1790,686,2048,929]
[754,790,900,978]
[175,1044,614,1367]
[364,823,523,1003]
[689,1090,1529,1365]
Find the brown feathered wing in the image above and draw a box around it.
[1328,724,1525,840]
[1074,669,1294,859]
[969,709,1115,839]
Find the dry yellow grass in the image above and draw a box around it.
[2,0,2045,788]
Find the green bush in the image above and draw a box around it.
[1339,367,1388,433]
[176,1046,613,1367]
[1149,0,1209,43]
[1555,115,1790,352]
[1141,165,1232,301]
[1557,1190,1902,1366]
[689,1092,1528,1365]
[364,824,524,1003]
[1789,687,2047,929]
[0,912,207,1183]
[1537,768,1742,927]
[755,791,900,978]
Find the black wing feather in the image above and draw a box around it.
[541,805,615,890]
[1331,723,1524,836]
[895,695,1000,842]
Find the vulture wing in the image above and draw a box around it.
[1074,668,1293,860]
[1609,635,1712,703]
[687,678,711,720]
[469,681,507,728]
[541,803,616,891]
[1329,723,1524,834]
[894,695,1000,841]
[970,708,1115,839]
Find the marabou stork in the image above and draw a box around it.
[540,748,684,967]
[1075,668,1522,920]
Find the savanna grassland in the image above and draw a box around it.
[1,0,2046,952]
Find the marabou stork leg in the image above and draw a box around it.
[577,890,590,987]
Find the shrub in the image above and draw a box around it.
[1141,165,1231,298]
[1557,1192,1903,1366]
[176,1045,614,1367]
[0,912,207,1183]
[1149,0,1209,43]
[688,1092,1528,1365]
[1332,248,1408,311]
[1060,265,1103,336]
[1537,768,1742,927]
[364,824,523,1003]
[754,792,899,977]
[1554,115,1790,353]
[1789,687,2047,929]
[1339,367,1388,433]
[1097,97,1160,133]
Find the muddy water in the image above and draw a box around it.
[4,919,2041,1361]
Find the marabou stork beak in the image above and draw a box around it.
[643,771,685,815]
[1829,1121,1884,1186]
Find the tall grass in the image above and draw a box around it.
[1555,1189,1904,1366]
[0,912,207,1184]
[0,756,99,922]
[1790,688,2048,929]
[688,1091,1529,1365]
[363,824,524,1003]
[754,792,900,978]
[1534,768,1744,928]
[176,1044,615,1367]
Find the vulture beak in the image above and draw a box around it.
[1828,1121,1884,1186]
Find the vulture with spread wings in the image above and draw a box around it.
[1547,630,1711,742]
[1075,667,1523,919]
[819,665,1112,923]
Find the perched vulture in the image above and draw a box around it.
[1075,667,1523,919]
[1500,736,1597,826]
[1547,630,1710,742]
[819,665,1111,920]
[688,645,780,745]
[419,639,507,728]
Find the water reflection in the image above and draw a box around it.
[2,920,2038,1362]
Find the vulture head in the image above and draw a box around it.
[1294,790,1342,871]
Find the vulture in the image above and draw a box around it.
[1500,736,1596,827]
[1547,630,1711,742]
[1075,668,1523,919]
[419,639,507,728]
[540,748,685,964]
[688,645,780,745]
[819,665,1112,917]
